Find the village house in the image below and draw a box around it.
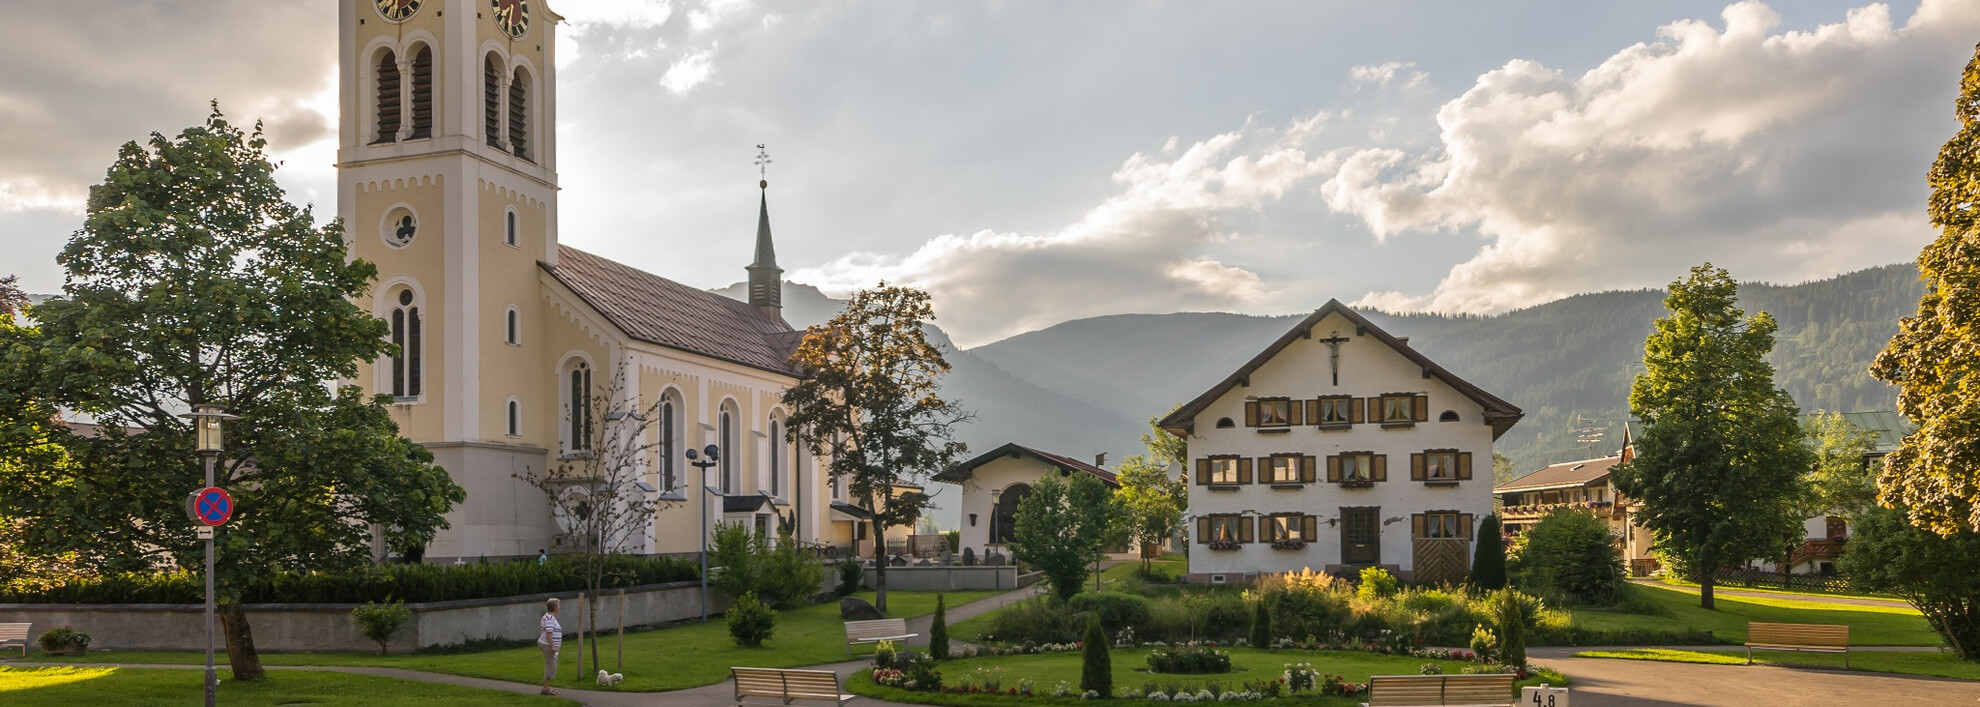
[936,443,1122,561]
[1158,301,1522,584]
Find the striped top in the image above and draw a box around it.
[539,613,562,649]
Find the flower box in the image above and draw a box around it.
[1207,540,1241,551]
[1338,479,1374,489]
[1270,539,1308,551]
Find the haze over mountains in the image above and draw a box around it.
[721,262,1926,503]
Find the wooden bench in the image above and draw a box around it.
[731,667,853,706]
[1746,621,1850,668]
[843,618,917,656]
[0,623,29,658]
[1362,673,1517,707]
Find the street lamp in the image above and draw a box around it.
[684,444,720,623]
[182,404,235,707]
[988,487,1004,590]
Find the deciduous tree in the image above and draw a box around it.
[0,108,463,679]
[1873,43,1980,536]
[1010,471,1122,602]
[1841,507,1980,660]
[1804,411,1880,521]
[783,285,969,612]
[1611,263,1812,609]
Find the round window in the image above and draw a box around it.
[382,207,418,249]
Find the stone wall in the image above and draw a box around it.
[859,566,1032,592]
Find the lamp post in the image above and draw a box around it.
[685,444,720,623]
[183,405,234,707]
[988,487,1003,590]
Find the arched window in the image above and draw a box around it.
[389,288,421,398]
[409,45,434,139]
[509,68,530,161]
[993,483,1032,545]
[1439,410,1460,422]
[505,210,518,246]
[660,393,680,492]
[504,307,519,345]
[483,54,503,148]
[566,360,592,452]
[374,50,401,144]
[719,406,735,494]
[507,398,520,436]
[768,418,782,498]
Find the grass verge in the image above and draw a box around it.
[1655,577,1901,602]
[0,666,576,706]
[1562,582,1938,646]
[1573,647,1980,681]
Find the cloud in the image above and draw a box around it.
[792,116,1333,347]
[660,49,718,94]
[1323,0,1980,313]
[1349,61,1427,90]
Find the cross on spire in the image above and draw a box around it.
[754,144,772,187]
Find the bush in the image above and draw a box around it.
[726,591,776,647]
[836,560,864,597]
[1145,645,1232,674]
[1081,615,1112,698]
[350,599,412,655]
[1493,590,1532,668]
[983,597,1082,644]
[1471,514,1506,590]
[929,594,950,660]
[0,554,699,605]
[1357,567,1399,600]
[36,626,90,654]
[762,531,826,608]
[1259,569,1350,642]
[1249,598,1272,648]
[1515,509,1623,606]
[1068,592,1152,633]
[712,524,821,609]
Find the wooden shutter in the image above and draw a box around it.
[1288,401,1304,426]
[1326,455,1342,482]
[1350,398,1365,424]
[1258,516,1274,542]
[1414,395,1430,422]
[1237,457,1254,484]
[1197,517,1210,544]
[1372,454,1388,482]
[1238,517,1254,543]
[1301,455,1317,483]
[1196,459,1210,485]
[1412,514,1426,539]
[1458,452,1473,480]
[1411,453,1426,481]
[1245,401,1260,427]
[1459,513,1474,539]
[1302,515,1318,542]
[1305,399,1320,425]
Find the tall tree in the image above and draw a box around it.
[1611,263,1812,609]
[1804,411,1881,521]
[784,285,969,612]
[1873,42,1980,536]
[516,363,669,676]
[0,108,464,679]
[0,275,26,315]
[1841,507,1980,660]
[1010,471,1122,601]
[1117,411,1187,572]
[1492,452,1518,486]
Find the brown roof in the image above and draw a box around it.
[1157,299,1523,439]
[541,246,803,376]
[1495,455,1623,493]
[936,442,1120,487]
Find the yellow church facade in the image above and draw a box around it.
[336,0,843,561]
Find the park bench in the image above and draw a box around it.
[0,623,29,658]
[1745,621,1850,668]
[731,666,853,706]
[843,618,917,656]
[1362,673,1516,707]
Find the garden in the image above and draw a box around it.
[0,666,578,706]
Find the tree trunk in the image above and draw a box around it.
[218,601,265,681]
[588,582,602,676]
[1698,571,1716,610]
[869,517,888,613]
[1921,601,1978,660]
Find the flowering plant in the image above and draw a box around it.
[1208,539,1241,551]
[1282,662,1318,693]
[1269,539,1307,551]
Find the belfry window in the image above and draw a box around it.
[374,50,401,144]
[389,289,421,398]
[483,54,503,148]
[409,45,434,139]
[509,69,530,161]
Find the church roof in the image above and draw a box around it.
[542,246,803,376]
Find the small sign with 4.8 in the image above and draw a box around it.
[1521,685,1569,707]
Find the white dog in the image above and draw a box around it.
[596,669,624,686]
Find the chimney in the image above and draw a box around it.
[1094,452,1107,467]
[1396,336,1410,346]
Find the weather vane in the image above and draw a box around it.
[754,144,772,187]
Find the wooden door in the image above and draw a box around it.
[1341,507,1380,566]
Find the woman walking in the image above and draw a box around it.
[539,597,563,695]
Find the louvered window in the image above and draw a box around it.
[509,70,530,161]
[374,51,401,144]
[484,55,502,147]
[409,46,434,139]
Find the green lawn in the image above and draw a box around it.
[1100,555,1188,585]
[849,647,1568,706]
[1656,577,1902,602]
[1574,647,1980,681]
[26,589,993,693]
[1566,582,1940,646]
[0,666,576,706]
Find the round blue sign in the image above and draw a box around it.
[194,487,233,526]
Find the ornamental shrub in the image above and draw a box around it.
[1470,514,1507,590]
[1081,614,1112,698]
[1516,509,1623,606]
[350,599,412,655]
[1068,591,1152,633]
[1145,645,1233,674]
[929,594,950,660]
[983,597,1081,644]
[1249,598,1272,648]
[1357,567,1399,600]
[1493,590,1532,668]
[0,554,698,604]
[836,559,864,598]
[726,591,776,647]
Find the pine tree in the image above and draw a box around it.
[1470,514,1506,590]
[928,594,950,660]
[1249,597,1272,648]
[1080,614,1111,698]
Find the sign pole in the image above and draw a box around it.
[203,452,217,707]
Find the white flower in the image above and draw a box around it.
[1149,692,1171,702]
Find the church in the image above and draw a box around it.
[336,0,847,561]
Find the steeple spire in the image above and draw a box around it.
[747,144,783,315]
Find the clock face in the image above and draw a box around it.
[375,0,422,22]
[491,0,530,38]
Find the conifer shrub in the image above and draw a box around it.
[1081,614,1112,698]
[928,594,950,660]
[1250,597,1272,648]
[1494,589,1532,668]
[1470,514,1507,590]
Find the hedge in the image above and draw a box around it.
[0,554,699,605]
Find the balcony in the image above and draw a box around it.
[1500,500,1615,519]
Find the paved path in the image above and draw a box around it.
[1631,579,1913,609]
[1529,648,1980,706]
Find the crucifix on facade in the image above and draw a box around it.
[1318,331,1350,386]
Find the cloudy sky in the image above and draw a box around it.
[3,0,1973,346]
